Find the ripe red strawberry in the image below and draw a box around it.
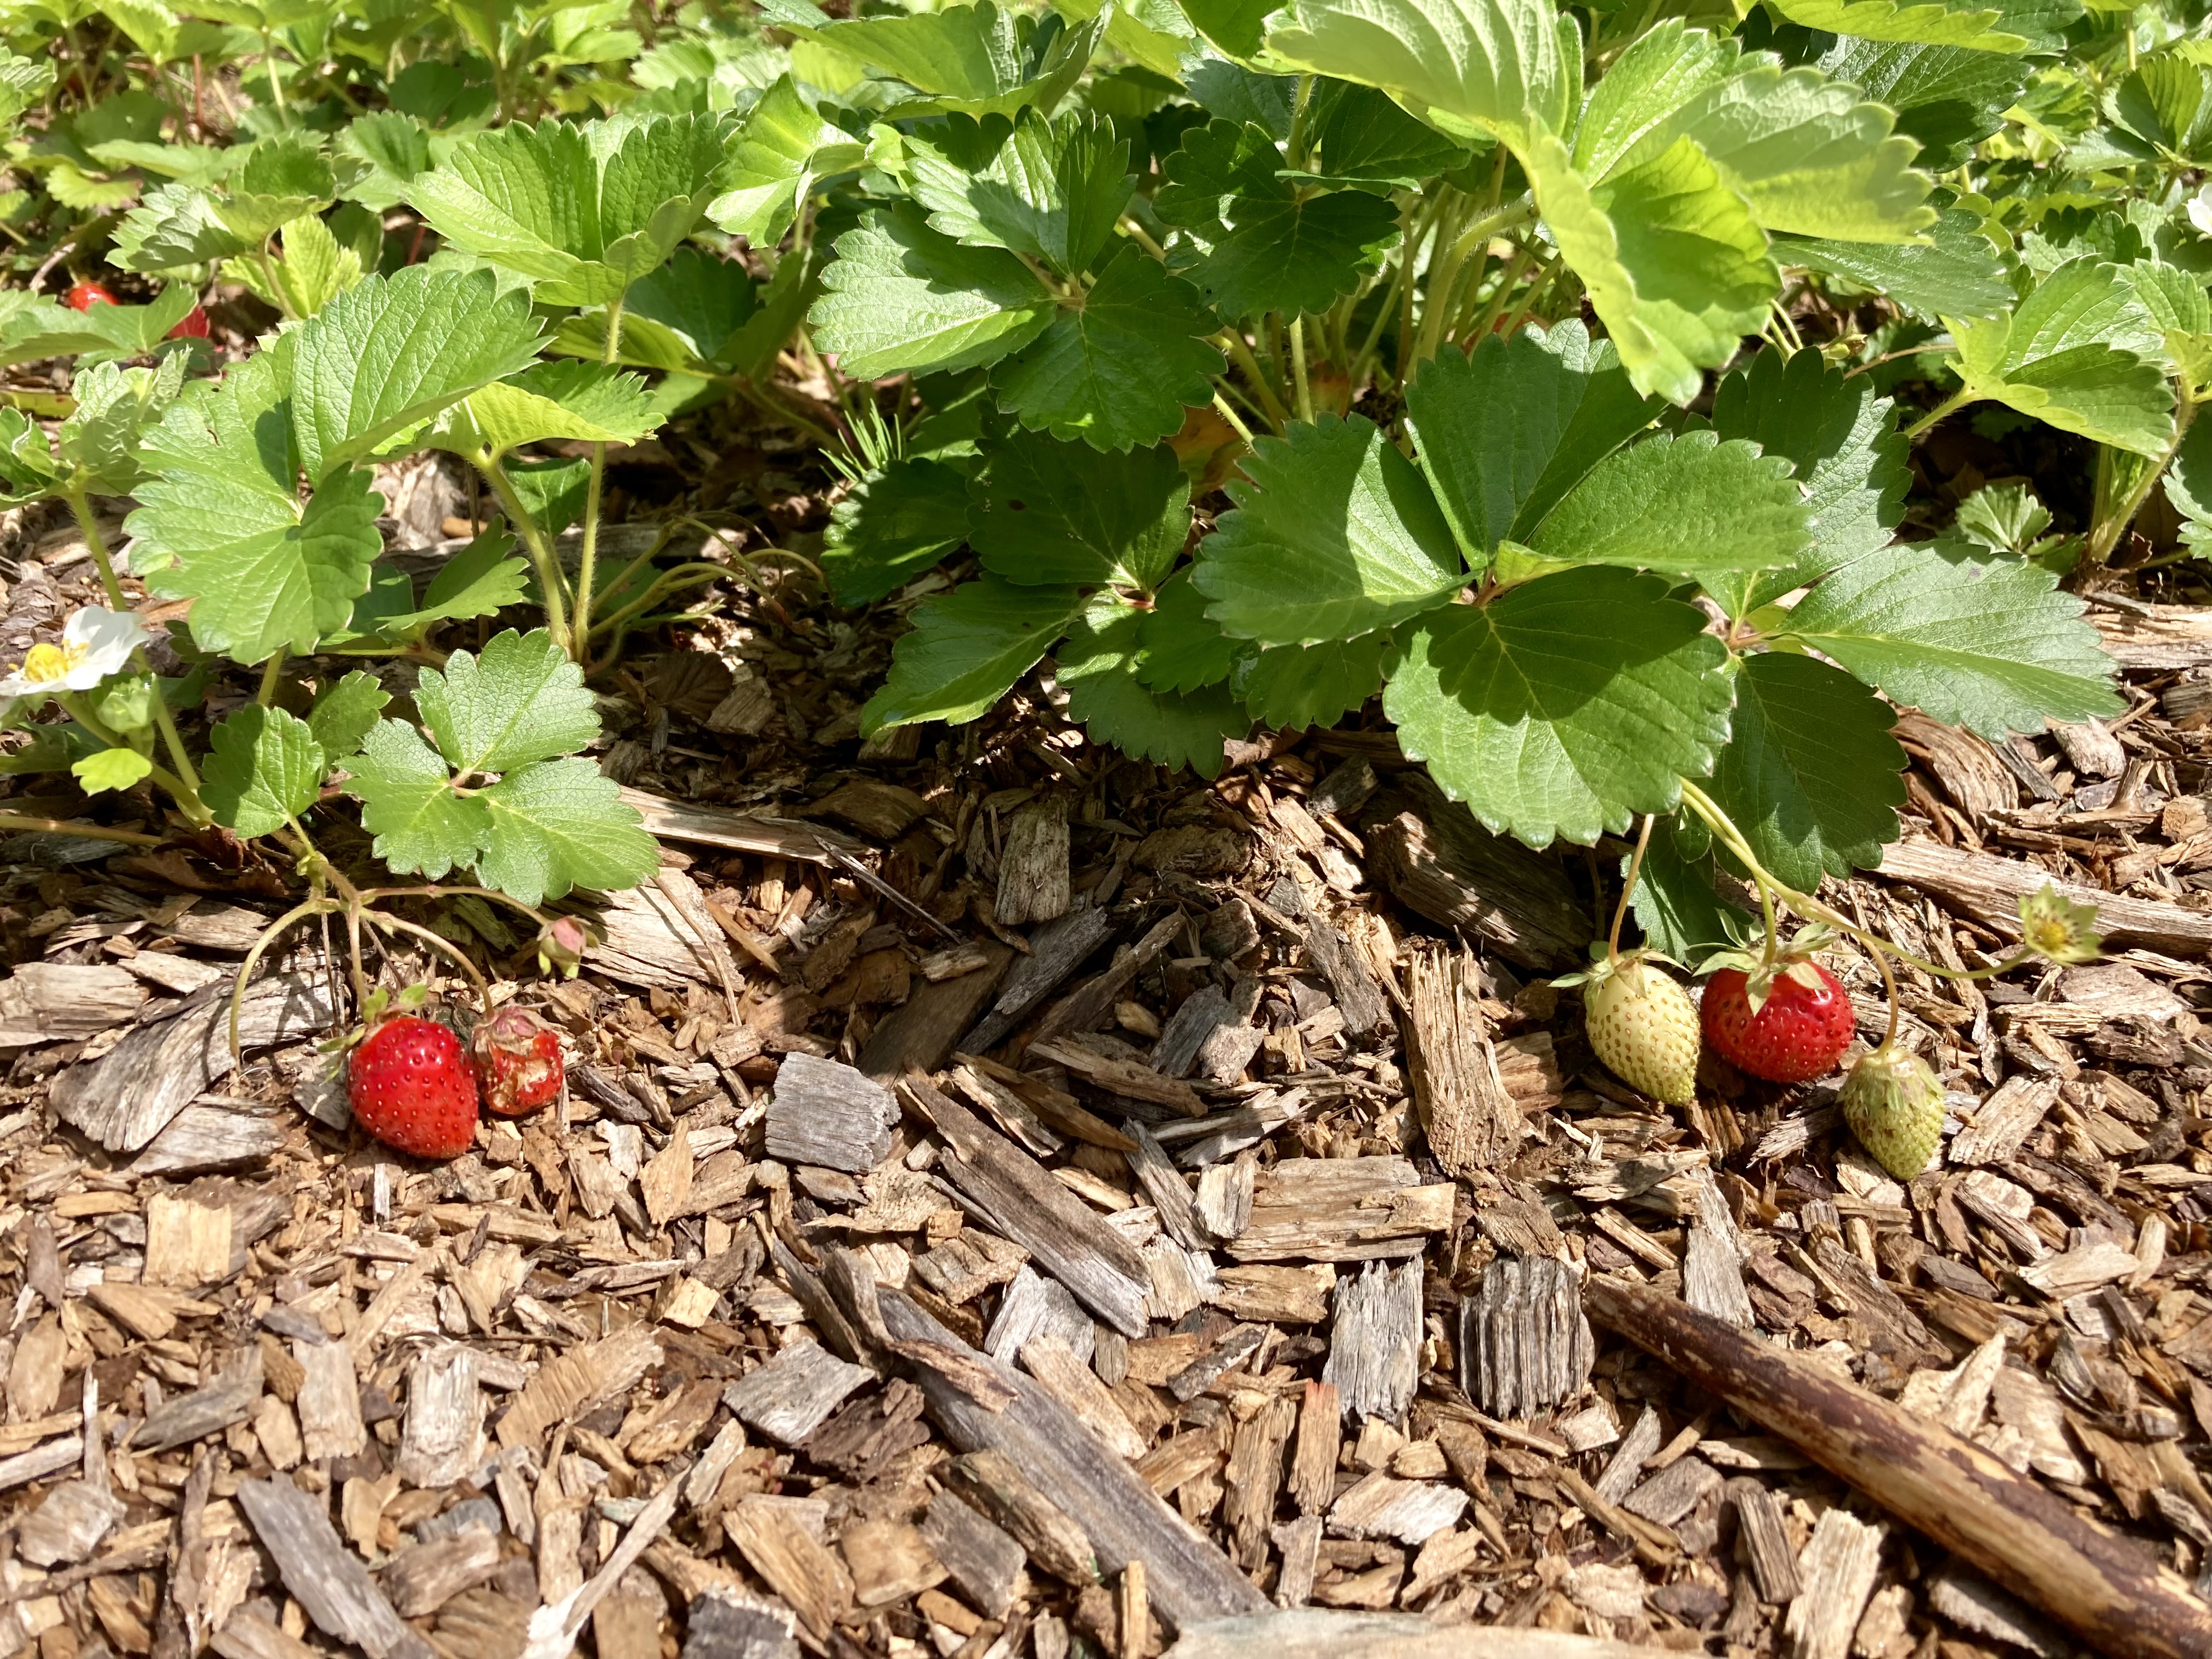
[471,1005,563,1118]
[65,280,117,311]
[348,1015,477,1158]
[1702,960,1856,1083]
[168,305,210,340]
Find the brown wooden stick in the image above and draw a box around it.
[1584,1276,2212,1659]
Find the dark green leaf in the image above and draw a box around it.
[972,431,1189,590]
[1056,597,1246,776]
[823,457,975,606]
[862,577,1086,730]
[202,705,326,838]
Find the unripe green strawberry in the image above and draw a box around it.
[1583,955,1699,1107]
[1839,1046,1945,1178]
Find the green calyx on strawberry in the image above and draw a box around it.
[1558,947,1700,1108]
[1838,1043,1946,1180]
[342,992,479,1161]
[1697,926,1857,1085]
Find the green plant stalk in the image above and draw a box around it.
[1677,781,2033,983]
[59,488,209,821]
[57,691,197,810]
[1285,75,1316,169]
[2086,395,2196,567]
[1211,388,1256,443]
[1415,198,1535,365]
[1902,386,1973,441]
[569,296,627,659]
[480,455,572,651]
[1219,331,1290,428]
[588,563,732,642]
[1463,242,1534,345]
[1347,195,1431,398]
[1289,315,1314,425]
[0,811,161,845]
[1608,813,1655,964]
[258,648,286,707]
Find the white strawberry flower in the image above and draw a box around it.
[0,605,148,704]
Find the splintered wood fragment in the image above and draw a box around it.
[380,1528,502,1617]
[134,1347,263,1452]
[1326,1473,1468,1546]
[1209,1262,1331,1326]
[1879,839,2212,954]
[1031,911,1186,1047]
[0,962,146,1047]
[16,1480,122,1567]
[1125,1119,1207,1247]
[922,1491,1028,1618]
[1460,1256,1593,1421]
[143,1194,233,1288]
[903,1072,1152,1336]
[1364,789,1591,972]
[766,1053,900,1172]
[1949,1077,2059,1167]
[722,1340,874,1444]
[1584,1276,2212,1659]
[1402,944,1520,1179]
[1224,1394,1297,1564]
[1030,1037,1204,1115]
[498,1325,661,1450]
[1302,917,1385,1037]
[681,1588,799,1659]
[1021,1336,1147,1461]
[616,789,868,864]
[523,1480,681,1659]
[1167,1324,1265,1402]
[986,1267,1094,1366]
[1228,1158,1453,1263]
[944,1448,1098,1586]
[1323,1260,1422,1424]
[0,1436,83,1492]
[1194,1156,1255,1243]
[859,943,1015,1080]
[209,1609,320,1659]
[1784,1509,1884,1659]
[958,1052,1136,1152]
[842,1517,947,1607]
[997,795,1071,926]
[1926,1568,2069,1658]
[1725,1480,1801,1604]
[1271,1516,1322,1607]
[294,1339,366,1463]
[235,1476,437,1659]
[1682,1217,1754,1330]
[396,1345,483,1488]
[88,1281,176,1342]
[722,1498,854,1643]
[967,909,1120,1053]
[1160,1610,1646,1658]
[1288,1381,1341,1516]
[881,1286,1269,1631]
[52,972,335,1152]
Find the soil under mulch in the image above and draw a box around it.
[5,420,2212,1659]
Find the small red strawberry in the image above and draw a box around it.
[168,305,211,340]
[348,1015,478,1159]
[1702,957,1856,1084]
[65,280,117,312]
[471,1005,563,1117]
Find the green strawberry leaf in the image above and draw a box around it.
[1707,347,1910,617]
[971,431,1188,590]
[217,131,339,245]
[308,670,391,759]
[1195,413,1463,646]
[823,457,975,606]
[1520,129,1779,407]
[1235,632,1391,730]
[1525,430,1808,584]
[708,76,868,246]
[1137,569,1244,692]
[1262,0,1580,147]
[291,264,544,477]
[1384,566,1734,848]
[1306,81,1473,190]
[1779,208,2014,323]
[415,628,600,776]
[762,0,1107,118]
[473,757,659,906]
[811,201,1056,380]
[1761,0,2030,53]
[431,360,664,460]
[59,355,187,497]
[1949,257,2174,455]
[862,578,1086,731]
[1708,651,1906,891]
[1819,40,2029,173]
[347,718,490,881]
[2162,410,2212,551]
[907,108,1132,278]
[110,183,254,273]
[1630,821,1748,964]
[131,351,386,665]
[364,527,534,639]
[1056,598,1246,777]
[1402,319,1660,563]
[202,705,327,838]
[72,748,154,795]
[991,244,1223,451]
[1780,539,2124,737]
[1156,120,1399,318]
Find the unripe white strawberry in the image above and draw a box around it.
[1839,1045,1945,1178]
[1583,954,1699,1107]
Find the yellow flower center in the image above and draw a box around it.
[20,640,89,684]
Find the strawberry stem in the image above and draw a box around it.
[1607,814,1655,966]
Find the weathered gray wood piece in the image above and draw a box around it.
[1302,918,1385,1038]
[235,1476,438,1659]
[966,908,1119,1052]
[1322,1259,1422,1424]
[721,1340,875,1444]
[921,1492,1027,1617]
[878,1285,1268,1634]
[682,1588,800,1659]
[1402,944,1520,1179]
[1459,1255,1594,1420]
[765,1053,900,1173]
[858,943,1014,1079]
[996,795,1071,926]
[1163,1611,1646,1659]
[1362,781,1592,972]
